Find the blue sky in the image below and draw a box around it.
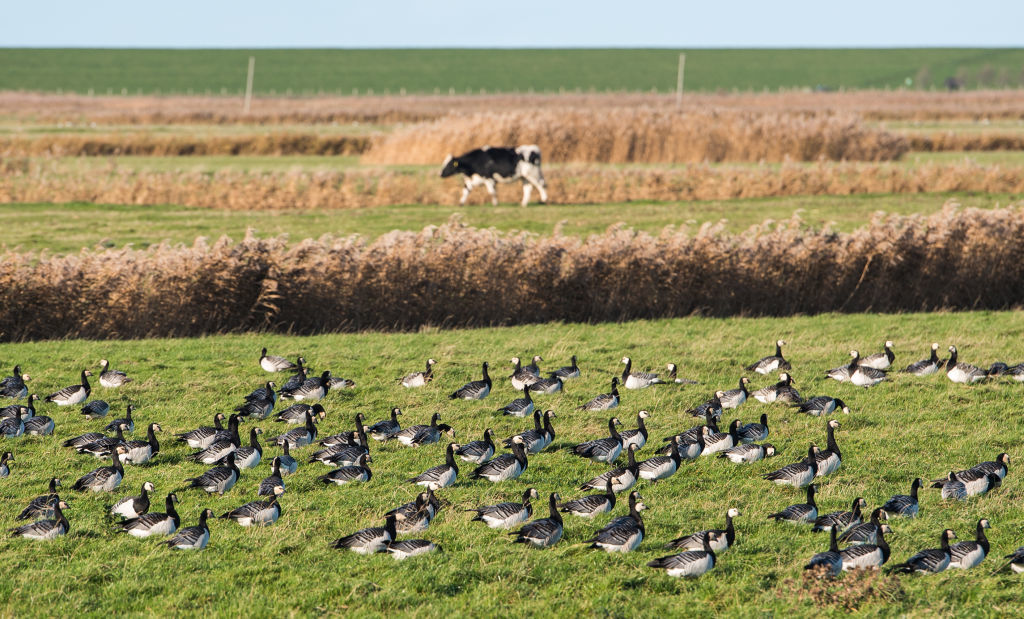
[5,1,1022,48]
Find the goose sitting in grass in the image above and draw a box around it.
[527,376,563,394]
[717,442,776,464]
[280,370,332,401]
[824,363,851,383]
[665,508,741,552]
[1000,547,1024,574]
[9,500,71,540]
[948,518,991,570]
[647,532,720,578]
[235,382,276,420]
[98,359,132,388]
[455,428,496,464]
[184,452,240,495]
[17,477,62,521]
[659,425,711,461]
[559,479,616,519]
[467,487,539,529]
[260,348,298,372]
[80,400,110,420]
[719,377,751,409]
[577,377,620,411]
[839,508,889,545]
[548,355,580,380]
[318,453,373,486]
[274,402,325,425]
[579,444,640,493]
[0,412,24,438]
[1,393,35,420]
[279,362,307,392]
[386,489,440,534]
[220,487,285,526]
[620,357,665,389]
[840,524,893,570]
[0,365,29,399]
[270,411,318,449]
[331,514,400,554]
[508,357,540,391]
[258,457,286,496]
[504,410,556,454]
[847,351,887,387]
[449,362,492,400]
[763,445,819,488]
[570,417,624,465]
[385,412,454,447]
[767,484,818,524]
[804,528,843,576]
[277,442,298,475]
[701,419,740,456]
[584,496,645,553]
[597,491,646,533]
[308,442,369,467]
[638,436,682,481]
[44,370,92,406]
[665,363,698,384]
[737,413,769,444]
[400,359,436,388]
[860,340,895,370]
[881,478,923,518]
[103,404,135,434]
[110,481,155,520]
[174,413,227,449]
[385,539,442,560]
[77,424,130,459]
[968,453,1010,481]
[523,355,543,376]
[317,413,367,449]
[166,508,214,550]
[222,427,262,470]
[120,493,180,538]
[747,340,791,375]
[471,437,528,482]
[409,443,459,490]
[813,497,866,534]
[889,529,957,574]
[23,404,53,437]
[931,470,1001,500]
[752,373,800,403]
[509,492,563,548]
[902,343,941,376]
[366,407,403,441]
[814,419,842,477]
[498,387,534,418]
[123,423,162,465]
[686,392,724,421]
[795,396,850,417]
[186,415,240,465]
[72,446,127,492]
[0,451,11,477]
[945,346,988,383]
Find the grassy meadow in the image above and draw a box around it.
[0,313,1022,615]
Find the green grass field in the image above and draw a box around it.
[3,48,1024,94]
[1,192,1014,254]
[0,312,1022,615]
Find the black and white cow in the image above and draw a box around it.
[440,145,548,207]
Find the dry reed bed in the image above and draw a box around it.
[2,205,1023,341]
[0,133,371,157]
[4,90,1024,124]
[3,159,1024,209]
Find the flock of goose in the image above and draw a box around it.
[1,340,1023,579]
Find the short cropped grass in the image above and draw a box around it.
[0,311,1022,616]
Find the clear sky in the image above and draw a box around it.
[5,0,1022,48]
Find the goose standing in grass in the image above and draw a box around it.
[764,445,819,488]
[702,419,741,456]
[585,496,645,553]
[560,478,617,519]
[120,493,180,538]
[275,402,325,425]
[687,391,724,421]
[387,490,439,534]
[0,412,24,438]
[813,497,866,533]
[577,377,620,411]
[747,340,792,375]
[385,539,442,560]
[185,452,240,496]
[666,508,741,552]
[840,525,893,570]
[570,417,624,465]
[319,453,373,485]
[814,419,842,477]
[366,407,403,441]
[508,357,540,391]
[620,357,664,389]
[104,404,135,434]
[619,411,651,451]
[221,487,285,526]
[717,442,776,464]
[166,508,214,550]
[498,387,534,418]
[258,457,286,496]
[848,351,887,387]
[472,437,528,482]
[235,382,276,419]
[279,362,307,392]
[549,356,580,380]
[504,410,556,454]
[98,359,132,388]
[277,442,298,475]
[795,396,850,417]
[123,422,162,465]
[647,532,720,578]
[839,508,889,545]
[187,415,240,464]
[752,373,799,403]
[737,413,769,444]
[385,412,453,447]
[665,362,698,384]
[890,529,957,574]
[331,514,400,554]
[72,446,127,492]
[45,370,92,406]
[767,483,818,523]
[468,487,539,529]
[17,478,62,520]
[638,436,682,481]
[579,444,641,493]
[527,375,563,394]
[0,451,11,477]
[80,400,110,420]
[175,413,227,449]
[0,366,29,399]
[945,346,988,383]
[455,428,496,464]
[280,370,332,401]
[271,411,318,449]
[881,478,923,518]
[449,362,492,400]
[259,348,298,372]
[902,343,941,376]
[804,528,843,576]
[948,519,991,570]
[860,341,895,370]
[225,427,263,470]
[400,359,436,388]
[110,481,155,520]
[719,377,751,409]
[510,492,563,548]
[409,442,459,490]
[9,500,71,540]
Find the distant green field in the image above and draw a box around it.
[2,48,1023,94]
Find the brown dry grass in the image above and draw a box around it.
[3,159,1024,210]
[781,569,905,612]
[0,133,371,157]
[2,204,1024,340]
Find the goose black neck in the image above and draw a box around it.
[621,359,632,382]
[523,386,532,401]
[512,440,528,467]
[272,458,282,476]
[740,378,749,395]
[445,444,458,472]
[148,425,160,452]
[826,425,840,456]
[626,447,638,471]
[166,495,180,525]
[48,477,59,493]
[828,527,839,552]
[775,342,783,357]
[198,510,211,529]
[484,431,495,450]
[571,355,578,369]
[391,408,400,423]
[725,513,736,546]
[947,348,958,368]
[250,428,262,452]
[531,411,542,431]
[976,521,990,554]
[548,494,562,524]
[384,515,398,539]
[876,531,890,560]
[702,534,717,560]
[542,413,555,438]
[851,500,862,520]
[728,420,740,441]
[911,480,920,499]
[806,485,817,507]
[55,503,69,532]
[940,532,952,551]
[140,484,150,500]
[112,451,124,473]
[929,347,939,363]
[636,414,647,439]
[608,419,621,439]
[214,415,225,430]
[481,363,490,384]
[521,489,535,507]
[669,439,682,465]
[80,370,91,393]
[605,480,617,505]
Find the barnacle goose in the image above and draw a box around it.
[0,412,24,438]
[881,478,923,518]
[598,491,646,533]
[825,363,851,383]
[386,539,441,560]
[813,497,866,533]
[737,413,769,444]
[9,500,71,540]
[840,524,893,570]
[860,341,895,370]
[455,428,496,464]
[527,375,563,394]
[326,374,356,391]
[1009,363,1024,383]
[63,431,108,450]
[472,437,528,482]
[702,419,741,456]
[620,357,665,389]
[280,370,332,401]
[667,409,718,444]
[946,346,987,383]
[1001,547,1024,573]
[560,478,616,518]
[659,425,711,461]
[767,483,818,523]
[123,422,162,465]
[798,397,849,417]
[498,387,534,417]
[98,359,132,388]
[449,362,492,400]
[166,508,214,550]
[235,382,276,419]
[221,487,285,526]
[839,508,889,545]
[638,436,682,481]
[80,400,110,420]
[120,493,180,538]
[270,410,318,449]
[331,514,399,554]
[366,407,403,441]
[585,496,645,553]
[814,419,842,477]
[72,446,127,492]
[948,518,991,570]
[509,492,563,548]
[44,370,92,406]
[319,453,373,485]
[569,417,624,465]
[752,373,799,403]
[277,441,298,475]
[279,362,307,392]
[184,452,240,495]
[225,427,263,470]
[647,532,719,578]
[666,508,741,552]
[969,453,1010,480]
[110,481,155,520]
[385,412,452,447]
[186,415,240,464]
[805,527,843,576]
[17,477,62,521]
[77,423,129,459]
[665,363,698,384]
[0,451,11,477]
[468,487,539,529]
[717,442,776,464]
[619,410,650,451]
[308,441,369,467]
[0,365,29,399]
[259,347,298,372]
[747,340,792,375]
[409,442,459,490]
[1,392,35,419]
[259,457,286,496]
[763,445,819,488]
[902,343,941,376]
[103,404,135,434]
[720,377,751,409]
[504,410,556,454]
[577,377,620,411]
[23,399,53,436]
[932,470,1001,499]
[174,413,227,449]
[579,444,640,492]
[848,351,887,387]
[890,529,957,574]
[400,358,436,388]
[275,402,325,425]
[508,357,540,391]
[549,355,580,380]
[388,490,439,534]
[687,391,724,421]
[318,412,367,449]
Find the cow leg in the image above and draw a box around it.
[521,182,533,207]
[484,179,498,206]
[460,179,472,205]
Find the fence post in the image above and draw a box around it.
[244,56,255,113]
[676,53,686,107]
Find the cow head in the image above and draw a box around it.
[440,154,458,177]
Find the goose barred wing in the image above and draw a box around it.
[647,551,714,576]
[560,494,611,516]
[167,525,208,548]
[223,499,273,520]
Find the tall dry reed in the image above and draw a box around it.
[0,133,371,157]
